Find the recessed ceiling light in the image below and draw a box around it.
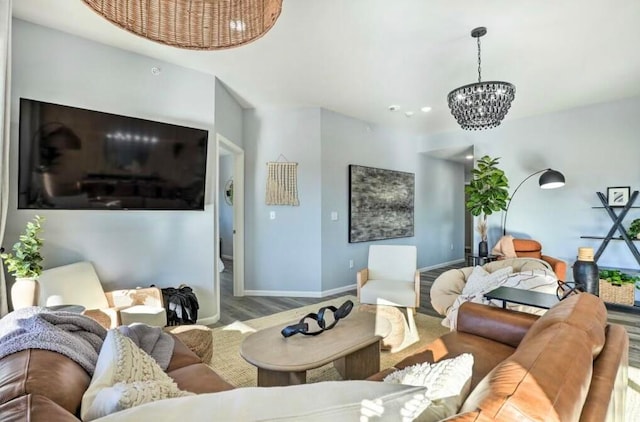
[388,105,400,111]
[405,111,414,117]
[465,154,474,160]
[151,66,161,76]
[421,106,432,113]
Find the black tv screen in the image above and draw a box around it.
[18,98,208,210]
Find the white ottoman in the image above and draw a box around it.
[120,305,167,327]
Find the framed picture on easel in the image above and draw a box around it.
[607,186,630,207]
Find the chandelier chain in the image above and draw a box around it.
[477,36,482,83]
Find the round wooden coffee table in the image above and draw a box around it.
[240,311,390,387]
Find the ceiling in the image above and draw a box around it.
[12,1,640,135]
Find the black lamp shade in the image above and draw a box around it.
[539,169,565,190]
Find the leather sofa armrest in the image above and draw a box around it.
[541,255,567,280]
[0,394,79,422]
[356,269,368,301]
[457,302,540,348]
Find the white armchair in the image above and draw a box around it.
[38,261,167,328]
[357,245,420,311]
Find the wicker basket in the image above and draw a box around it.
[599,279,635,305]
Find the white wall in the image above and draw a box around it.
[8,20,219,319]
[420,96,640,273]
[243,108,322,293]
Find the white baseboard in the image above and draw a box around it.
[245,283,357,298]
[196,314,219,326]
[320,283,357,297]
[419,258,465,272]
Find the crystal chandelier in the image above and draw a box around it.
[447,27,515,130]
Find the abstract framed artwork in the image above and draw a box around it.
[348,165,415,243]
[607,186,630,207]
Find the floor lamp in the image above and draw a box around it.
[502,168,565,236]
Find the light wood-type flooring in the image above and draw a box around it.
[212,257,639,367]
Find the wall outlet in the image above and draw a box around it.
[331,211,338,221]
[349,259,354,269]
[270,211,276,220]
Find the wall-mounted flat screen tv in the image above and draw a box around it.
[18,98,208,210]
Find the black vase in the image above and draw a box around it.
[573,247,599,295]
[478,240,489,257]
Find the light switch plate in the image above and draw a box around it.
[331,211,338,221]
[270,211,276,220]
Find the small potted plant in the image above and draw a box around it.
[628,218,640,240]
[0,215,45,309]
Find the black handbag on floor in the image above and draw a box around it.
[160,285,200,325]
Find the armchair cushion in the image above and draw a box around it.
[360,280,417,307]
[358,245,420,309]
[39,262,166,328]
[39,262,109,309]
[367,245,417,281]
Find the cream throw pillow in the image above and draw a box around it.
[81,329,192,421]
[383,353,474,422]
[462,265,513,296]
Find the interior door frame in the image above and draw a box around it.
[215,134,245,305]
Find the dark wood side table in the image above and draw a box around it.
[467,254,499,267]
[484,286,560,310]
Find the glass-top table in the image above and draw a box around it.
[484,286,560,310]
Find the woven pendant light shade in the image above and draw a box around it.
[82,0,283,50]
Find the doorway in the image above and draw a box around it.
[215,134,245,319]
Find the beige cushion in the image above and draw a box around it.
[360,280,416,307]
[384,353,474,422]
[120,306,167,327]
[368,245,417,281]
[39,261,109,309]
[89,381,432,421]
[81,329,191,421]
[461,266,513,296]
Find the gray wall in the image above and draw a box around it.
[243,108,323,293]
[242,107,466,295]
[8,20,219,320]
[219,155,234,257]
[420,96,640,274]
[214,79,244,149]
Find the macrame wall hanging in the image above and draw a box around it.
[266,155,299,206]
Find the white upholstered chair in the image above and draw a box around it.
[38,261,167,328]
[357,245,420,312]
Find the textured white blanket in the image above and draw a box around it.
[443,269,558,330]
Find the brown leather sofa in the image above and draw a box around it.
[370,293,628,421]
[0,334,234,421]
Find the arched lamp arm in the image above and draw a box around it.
[502,169,550,236]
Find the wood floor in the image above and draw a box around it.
[213,257,639,367]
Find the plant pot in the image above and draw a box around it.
[11,277,40,310]
[478,240,489,257]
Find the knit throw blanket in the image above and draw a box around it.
[0,307,175,375]
[0,307,107,375]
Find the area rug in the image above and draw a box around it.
[208,295,449,388]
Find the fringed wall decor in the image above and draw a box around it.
[266,156,299,206]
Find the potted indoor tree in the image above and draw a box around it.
[465,155,509,256]
[0,215,45,309]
